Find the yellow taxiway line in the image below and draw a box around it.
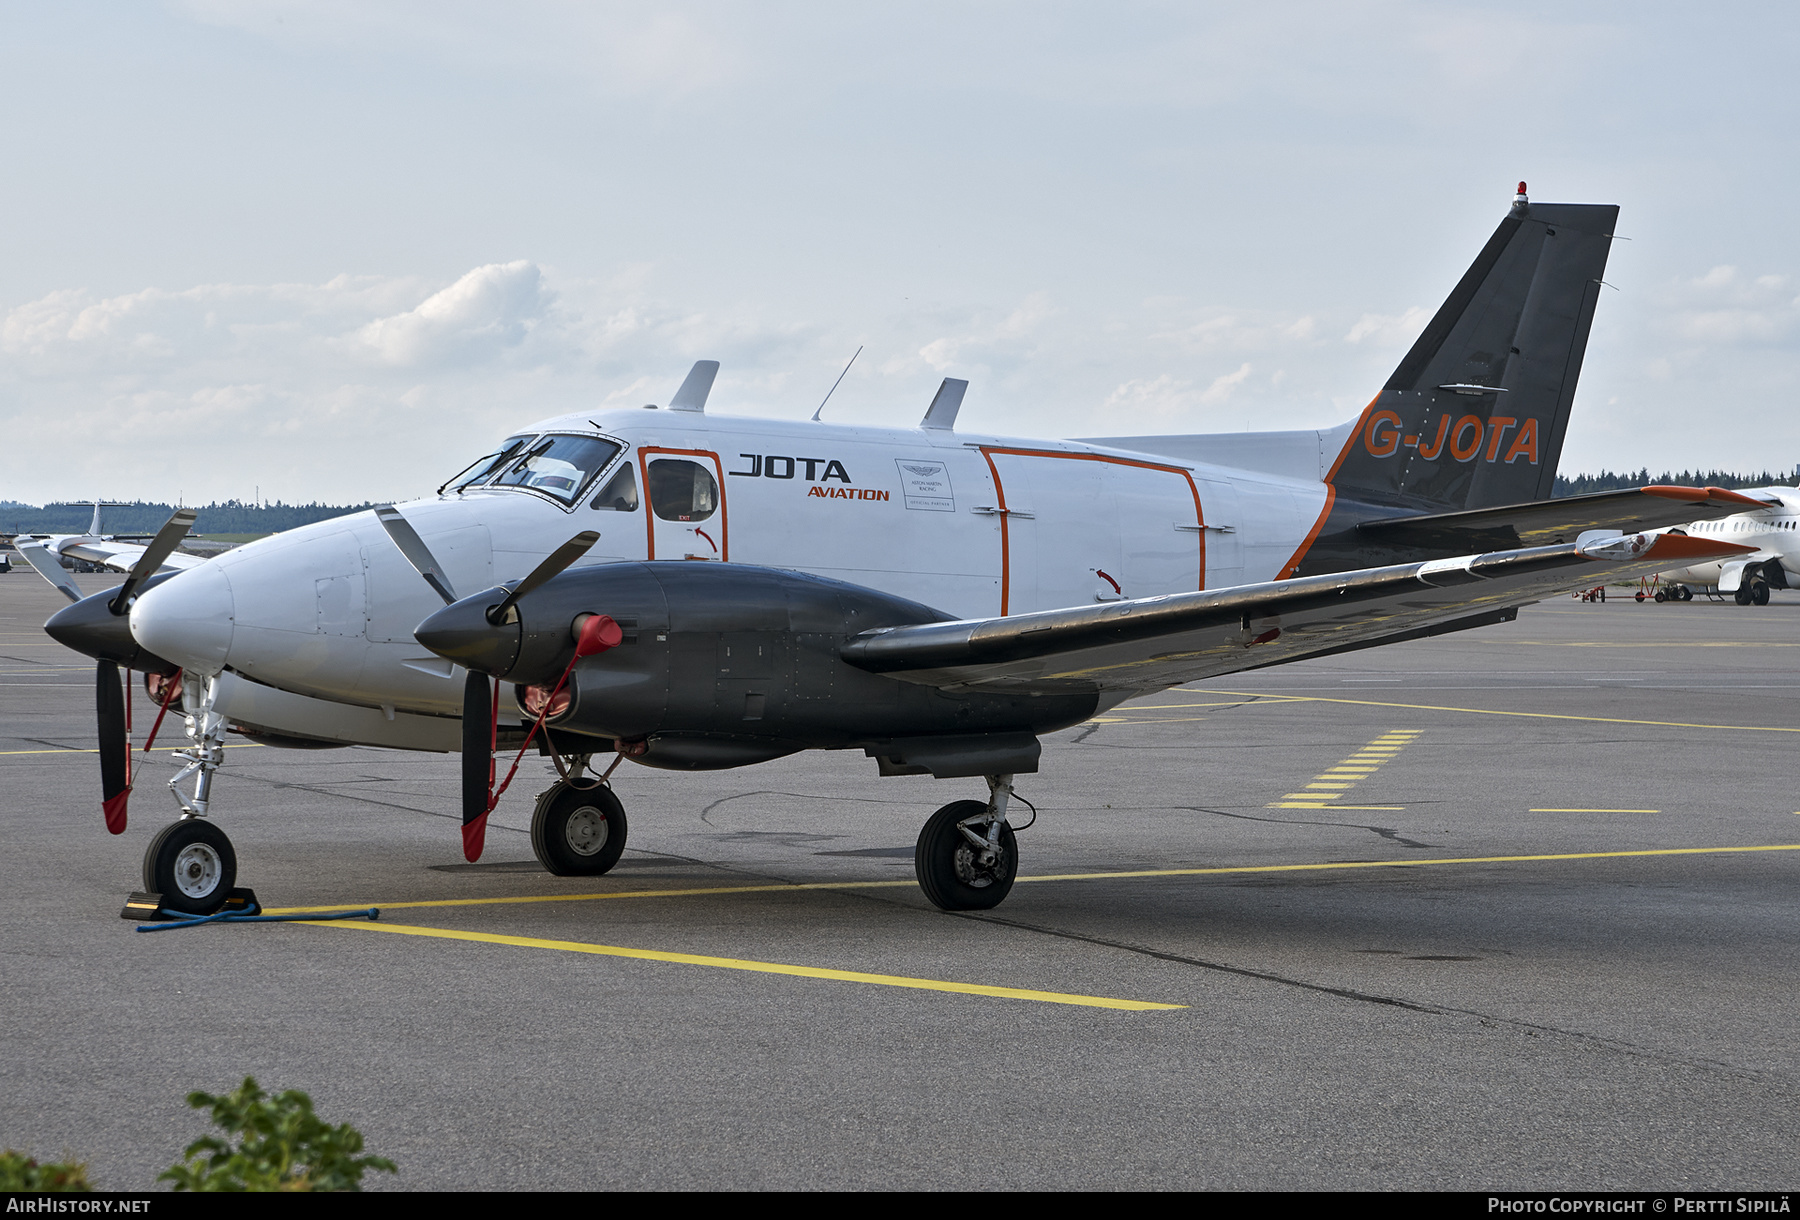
[264,842,1800,917]
[309,919,1185,1011]
[0,743,264,757]
[1201,690,1800,734]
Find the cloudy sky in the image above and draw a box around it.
[3,1,1797,505]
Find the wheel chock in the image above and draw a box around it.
[120,892,169,921]
[121,887,260,922]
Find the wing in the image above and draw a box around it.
[1358,485,1773,551]
[60,539,207,575]
[841,533,1752,697]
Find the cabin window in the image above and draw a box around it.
[648,459,718,522]
[492,435,623,505]
[591,462,639,511]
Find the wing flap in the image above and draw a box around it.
[841,533,1752,692]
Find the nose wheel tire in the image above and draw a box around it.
[143,819,237,915]
[531,781,629,876]
[915,799,1018,911]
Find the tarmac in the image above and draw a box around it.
[2,570,1798,1191]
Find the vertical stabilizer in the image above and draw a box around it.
[1329,191,1617,511]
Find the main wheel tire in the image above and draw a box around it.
[143,820,237,915]
[915,800,1018,911]
[531,781,628,876]
[1735,585,1754,605]
[1754,582,1771,606]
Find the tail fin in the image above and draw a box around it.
[1331,190,1618,511]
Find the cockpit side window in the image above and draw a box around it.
[591,462,639,511]
[491,434,624,506]
[442,434,533,494]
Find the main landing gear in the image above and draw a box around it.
[530,757,629,876]
[915,774,1022,911]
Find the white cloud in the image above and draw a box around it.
[913,292,1057,376]
[356,261,547,366]
[1102,362,1253,422]
[1344,306,1430,346]
[1650,262,1800,349]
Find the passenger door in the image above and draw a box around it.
[640,450,729,561]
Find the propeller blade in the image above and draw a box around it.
[486,531,601,625]
[460,669,493,862]
[375,505,458,605]
[16,541,83,603]
[109,508,197,614]
[97,661,129,834]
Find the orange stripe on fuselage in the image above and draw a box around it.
[1274,393,1378,580]
[978,447,1206,616]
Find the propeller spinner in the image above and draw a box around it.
[40,508,196,834]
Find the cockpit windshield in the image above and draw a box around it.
[490,434,625,505]
[442,435,533,494]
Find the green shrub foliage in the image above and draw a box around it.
[160,1077,395,1192]
[0,1150,93,1190]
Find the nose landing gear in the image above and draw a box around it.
[143,818,237,915]
[138,671,239,915]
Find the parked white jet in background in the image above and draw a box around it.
[1652,488,1799,604]
[33,186,1755,915]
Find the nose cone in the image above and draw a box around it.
[414,594,521,677]
[130,563,236,674]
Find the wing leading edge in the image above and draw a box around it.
[841,533,1752,697]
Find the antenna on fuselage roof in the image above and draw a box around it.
[668,360,721,412]
[811,346,863,422]
[919,377,968,431]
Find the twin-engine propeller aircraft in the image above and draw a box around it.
[39,185,1754,914]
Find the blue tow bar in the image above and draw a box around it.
[135,907,380,932]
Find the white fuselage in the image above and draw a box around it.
[1658,487,1800,591]
[129,407,1340,734]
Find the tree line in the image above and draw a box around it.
[1552,469,1798,497]
[0,500,378,535]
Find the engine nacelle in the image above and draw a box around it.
[416,561,1099,775]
